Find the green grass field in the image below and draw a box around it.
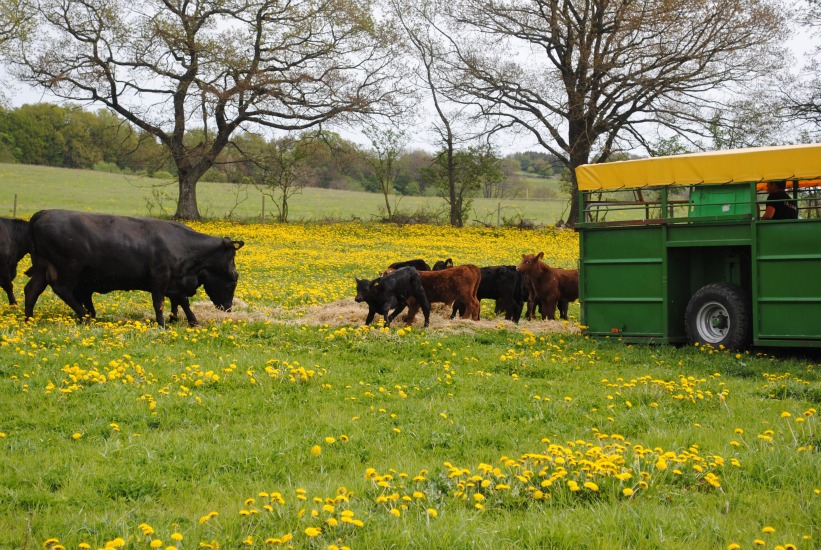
[0,166,818,549]
[0,164,568,225]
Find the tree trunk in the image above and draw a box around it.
[383,184,393,221]
[448,148,459,227]
[566,140,590,229]
[175,171,201,220]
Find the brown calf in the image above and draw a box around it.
[516,252,579,320]
[405,264,481,323]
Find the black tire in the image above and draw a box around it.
[685,282,752,350]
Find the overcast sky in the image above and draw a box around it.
[1,22,817,156]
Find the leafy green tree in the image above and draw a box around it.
[395,149,432,195]
[362,127,407,221]
[422,144,498,226]
[255,136,316,223]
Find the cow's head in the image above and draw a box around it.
[201,269,238,311]
[204,239,245,311]
[517,252,544,272]
[433,258,453,270]
[355,278,373,303]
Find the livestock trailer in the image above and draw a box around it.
[575,143,821,349]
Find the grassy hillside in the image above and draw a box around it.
[0,163,568,225]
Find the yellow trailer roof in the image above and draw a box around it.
[576,143,821,191]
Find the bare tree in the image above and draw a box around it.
[362,126,407,221]
[390,0,482,226]
[444,0,786,226]
[8,0,407,219]
[782,1,821,129]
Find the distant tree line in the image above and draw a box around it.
[0,103,559,208]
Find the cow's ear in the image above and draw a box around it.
[446,258,453,267]
[232,240,245,250]
[536,252,544,260]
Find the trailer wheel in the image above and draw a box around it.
[685,283,751,349]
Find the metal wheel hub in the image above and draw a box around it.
[695,301,730,343]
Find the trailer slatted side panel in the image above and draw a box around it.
[755,219,821,342]
[580,226,667,341]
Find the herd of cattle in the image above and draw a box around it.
[1,210,579,328]
[354,253,579,328]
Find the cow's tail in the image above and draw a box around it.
[24,211,57,282]
[470,266,481,320]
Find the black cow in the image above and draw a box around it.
[432,258,453,271]
[451,265,525,323]
[387,259,431,272]
[0,217,30,305]
[355,266,431,327]
[24,210,244,327]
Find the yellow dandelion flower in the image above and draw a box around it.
[727,544,741,550]
[150,541,163,549]
[762,526,776,534]
[311,445,322,456]
[78,544,91,550]
[427,508,438,518]
[43,539,59,548]
[754,540,765,546]
[325,436,336,444]
[305,527,322,537]
[781,412,792,418]
[622,488,634,496]
[583,481,599,492]
[390,508,401,517]
[71,433,82,440]
[171,533,183,541]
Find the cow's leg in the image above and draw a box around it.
[168,297,181,323]
[419,296,431,328]
[526,291,536,321]
[24,268,49,320]
[404,302,419,325]
[408,283,432,328]
[73,289,96,318]
[49,282,90,321]
[1,275,15,305]
[541,297,557,320]
[365,307,376,325]
[174,297,199,327]
[470,297,481,320]
[450,300,465,319]
[511,298,524,324]
[150,290,166,328]
[387,300,408,327]
[558,299,569,320]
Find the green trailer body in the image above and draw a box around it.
[576,145,821,349]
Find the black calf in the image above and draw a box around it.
[451,265,525,323]
[355,267,431,327]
